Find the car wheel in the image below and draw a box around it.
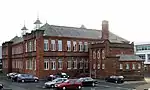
[78,86,81,90]
[34,79,38,82]
[62,87,66,90]
[115,81,118,83]
[92,83,95,86]
[21,79,25,83]
[51,84,54,88]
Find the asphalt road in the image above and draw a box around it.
[0,76,147,90]
[0,80,145,90]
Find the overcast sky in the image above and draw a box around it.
[0,0,149,45]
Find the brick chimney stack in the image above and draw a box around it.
[102,20,109,40]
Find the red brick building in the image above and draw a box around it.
[2,19,144,80]
[89,40,144,80]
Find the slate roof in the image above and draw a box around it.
[40,23,129,43]
[117,55,144,61]
[11,22,129,44]
[10,36,23,44]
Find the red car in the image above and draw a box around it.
[55,79,82,90]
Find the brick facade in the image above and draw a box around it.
[2,20,144,80]
[89,40,144,80]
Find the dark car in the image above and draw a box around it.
[55,79,82,90]
[105,75,124,84]
[12,74,39,83]
[0,83,3,90]
[47,73,69,81]
[78,77,97,86]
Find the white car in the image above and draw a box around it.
[44,78,67,88]
[6,72,17,79]
[0,83,3,89]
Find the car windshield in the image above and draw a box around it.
[64,80,69,83]
[53,78,62,82]
[61,73,67,75]
[117,76,124,78]
[85,77,93,80]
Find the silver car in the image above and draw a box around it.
[44,78,67,88]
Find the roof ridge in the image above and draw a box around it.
[41,23,101,31]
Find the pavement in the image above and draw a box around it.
[135,77,150,90]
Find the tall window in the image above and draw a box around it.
[34,39,36,51]
[26,60,28,69]
[138,63,141,69]
[58,59,63,70]
[79,41,83,51]
[126,64,129,70]
[93,51,96,59]
[102,64,105,69]
[51,61,56,70]
[132,64,135,70]
[85,60,88,69]
[73,59,77,69]
[58,40,62,51]
[51,40,56,51]
[44,39,49,51]
[12,61,15,68]
[79,59,83,69]
[67,60,71,69]
[29,41,32,52]
[26,60,32,69]
[84,42,88,52]
[44,59,49,70]
[32,58,36,70]
[25,42,28,52]
[73,41,77,51]
[67,41,71,51]
[97,64,100,69]
[120,64,123,69]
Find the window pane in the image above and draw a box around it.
[51,40,56,51]
[58,40,62,51]
[67,41,71,51]
[44,40,49,51]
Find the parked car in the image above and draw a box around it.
[0,83,3,90]
[47,72,69,81]
[55,79,82,90]
[105,75,124,84]
[44,78,68,88]
[78,77,97,86]
[12,74,39,83]
[7,72,18,79]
